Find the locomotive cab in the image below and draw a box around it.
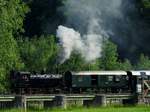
[10,71,30,94]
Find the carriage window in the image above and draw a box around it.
[78,76,83,82]
[114,76,121,82]
[108,76,113,81]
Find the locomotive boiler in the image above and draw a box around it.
[10,71,62,94]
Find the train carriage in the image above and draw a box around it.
[64,71,132,93]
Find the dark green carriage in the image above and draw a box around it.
[69,71,129,93]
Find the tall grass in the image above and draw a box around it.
[0,106,150,112]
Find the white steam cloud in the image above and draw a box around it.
[57,25,103,64]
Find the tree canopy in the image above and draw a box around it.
[0,0,29,92]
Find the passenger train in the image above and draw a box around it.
[10,70,150,95]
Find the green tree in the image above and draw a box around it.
[57,53,85,72]
[57,52,101,73]
[101,40,119,70]
[0,68,7,93]
[0,32,24,71]
[0,0,29,92]
[136,54,150,70]
[101,40,133,70]
[19,35,58,72]
[118,59,133,70]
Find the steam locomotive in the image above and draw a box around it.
[10,70,150,95]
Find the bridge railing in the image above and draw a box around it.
[0,94,137,110]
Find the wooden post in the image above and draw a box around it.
[53,95,66,109]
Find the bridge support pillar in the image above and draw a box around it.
[53,95,67,109]
[93,95,106,106]
[84,95,106,107]
[123,94,138,105]
[14,95,26,111]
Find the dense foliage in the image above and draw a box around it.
[0,0,29,92]
[18,35,58,72]
[0,0,149,92]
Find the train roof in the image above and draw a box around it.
[72,71,127,76]
[130,70,150,76]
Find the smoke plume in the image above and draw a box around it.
[56,25,103,64]
[56,0,150,63]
